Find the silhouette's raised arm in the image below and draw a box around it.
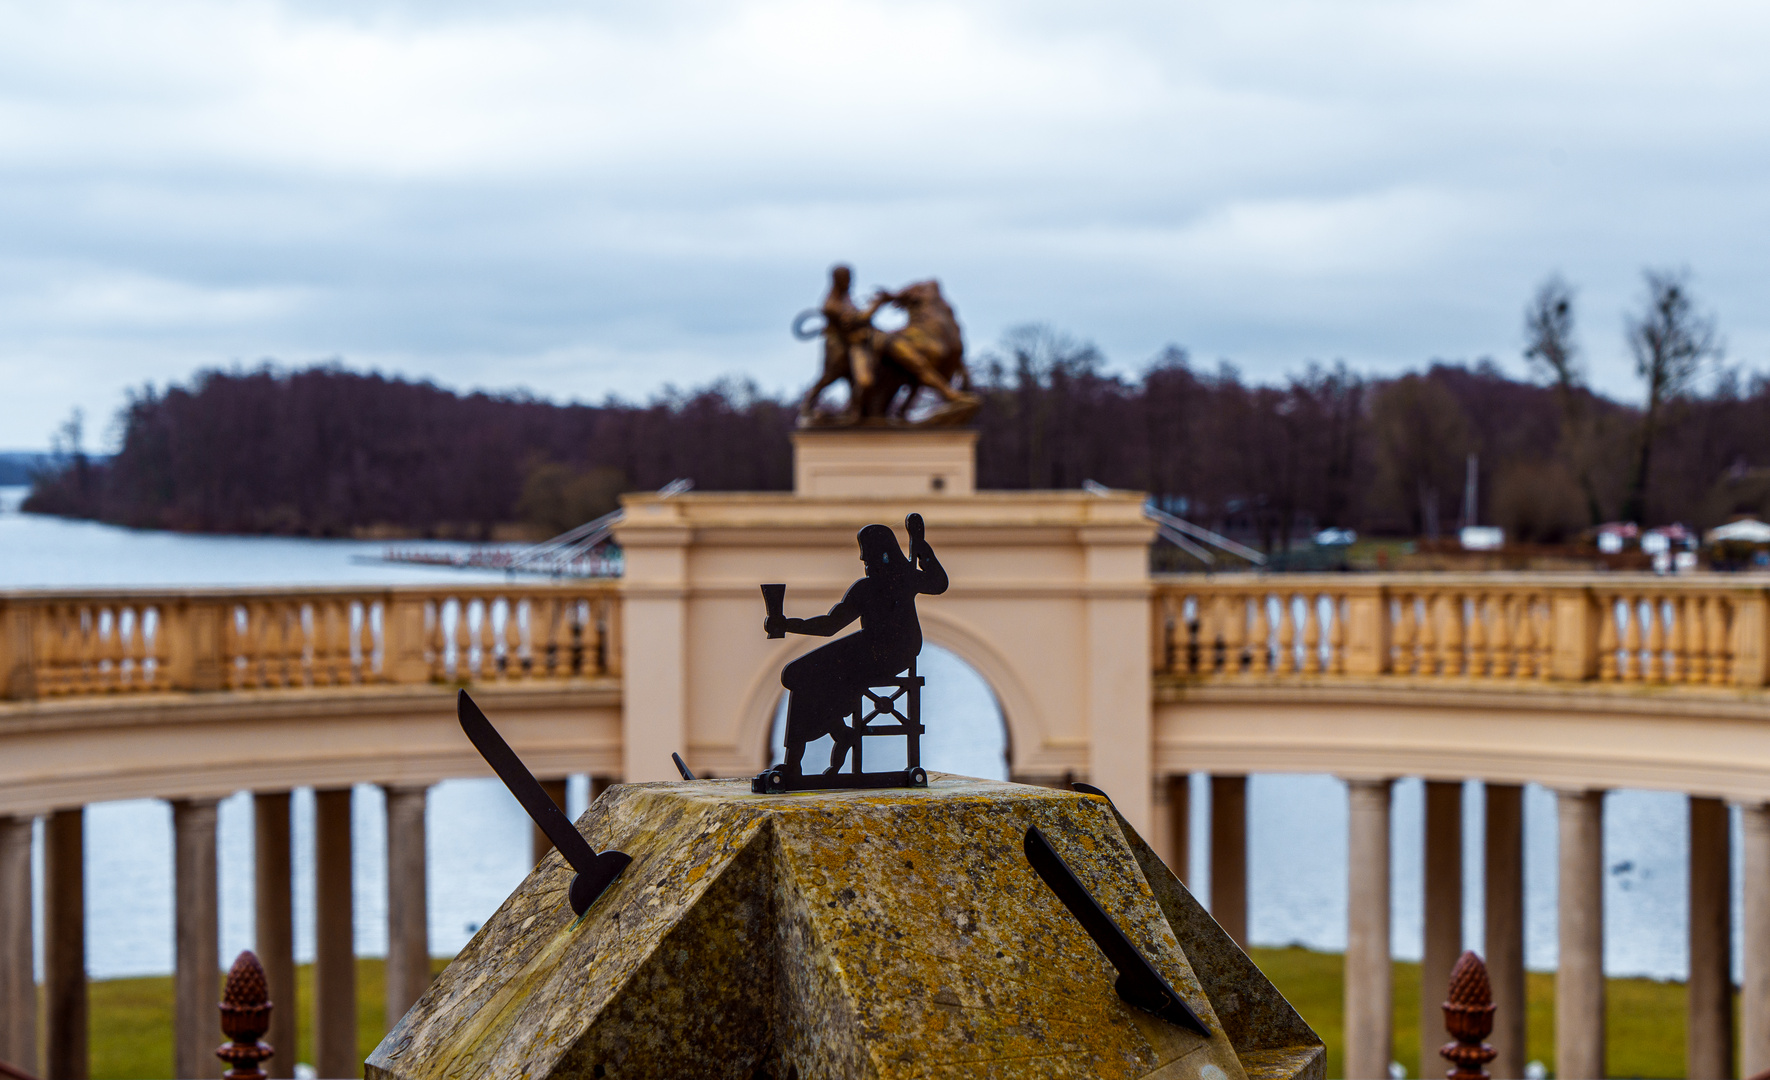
[906,513,948,595]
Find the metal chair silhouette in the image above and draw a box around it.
[847,658,925,776]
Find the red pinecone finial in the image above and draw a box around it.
[216,950,274,1080]
[1440,950,1498,1080]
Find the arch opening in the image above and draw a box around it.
[767,644,1010,781]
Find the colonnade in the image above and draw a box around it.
[0,777,610,1080]
[1162,774,1770,1080]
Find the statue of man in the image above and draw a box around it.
[798,264,885,424]
[763,514,947,776]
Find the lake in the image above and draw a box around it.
[0,488,1727,984]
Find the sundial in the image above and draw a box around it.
[368,510,1322,1080]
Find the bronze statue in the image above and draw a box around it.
[794,265,980,427]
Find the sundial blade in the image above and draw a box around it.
[1022,825,1211,1037]
[672,752,696,781]
[456,690,630,917]
[1071,782,1113,806]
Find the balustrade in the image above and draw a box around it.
[1155,574,1770,689]
[0,583,620,701]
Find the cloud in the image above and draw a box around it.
[1,0,1769,445]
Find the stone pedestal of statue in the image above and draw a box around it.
[366,776,1322,1080]
[791,428,978,497]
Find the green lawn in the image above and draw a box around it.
[1252,945,1711,1080]
[44,949,1708,1078]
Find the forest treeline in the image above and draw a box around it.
[26,273,1770,549]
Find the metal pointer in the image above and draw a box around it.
[1071,782,1113,806]
[1022,825,1211,1037]
[672,752,696,781]
[457,690,631,917]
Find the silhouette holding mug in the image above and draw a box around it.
[763,514,947,776]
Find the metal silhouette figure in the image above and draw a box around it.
[753,513,947,793]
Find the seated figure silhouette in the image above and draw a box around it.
[764,514,947,776]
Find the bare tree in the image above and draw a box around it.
[1622,269,1721,523]
[1522,275,1604,524]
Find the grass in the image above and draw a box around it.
[44,949,1708,1078]
[1250,945,1717,1079]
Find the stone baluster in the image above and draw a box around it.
[1415,593,1438,675]
[1685,595,1707,684]
[1514,596,1537,679]
[508,598,529,679]
[1597,593,1621,681]
[1495,595,1518,677]
[1622,596,1645,682]
[1226,594,1248,675]
[1250,595,1272,674]
[1439,951,1498,1080]
[1708,595,1732,686]
[1646,598,1668,683]
[1671,596,1692,685]
[1393,594,1416,675]
[1442,591,1465,677]
[1469,593,1491,676]
[216,950,274,1080]
[1329,594,1348,675]
[1276,595,1297,674]
[1303,594,1323,674]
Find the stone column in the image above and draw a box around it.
[1165,774,1190,885]
[1556,789,1605,1080]
[618,510,690,785]
[1346,778,1392,1080]
[44,807,87,1080]
[314,788,357,1080]
[1742,803,1770,1076]
[0,815,36,1075]
[385,784,431,1028]
[533,778,568,865]
[1421,780,1464,1080]
[172,799,220,1080]
[253,791,296,1079]
[1687,796,1732,1080]
[1484,783,1526,1080]
[1210,774,1247,947]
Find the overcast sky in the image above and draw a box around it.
[2,0,1767,449]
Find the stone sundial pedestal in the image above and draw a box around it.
[367,776,1323,1080]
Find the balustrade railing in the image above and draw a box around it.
[0,583,621,701]
[1154,574,1770,689]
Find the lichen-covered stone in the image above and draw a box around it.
[366,776,1322,1080]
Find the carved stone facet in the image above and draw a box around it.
[368,776,1324,1080]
